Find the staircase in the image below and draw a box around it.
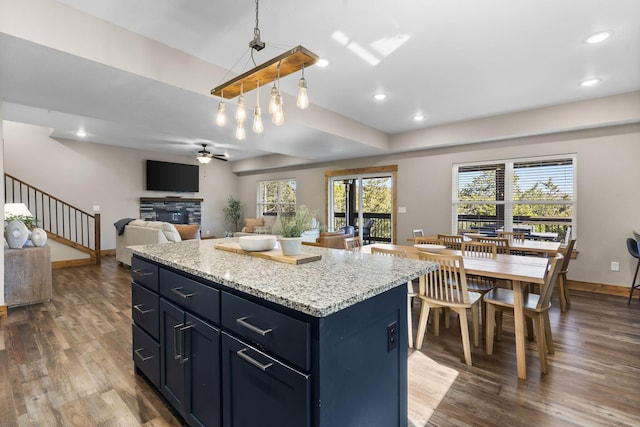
[5,174,101,268]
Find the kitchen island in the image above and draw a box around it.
[130,238,436,427]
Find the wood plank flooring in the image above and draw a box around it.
[1,255,639,426]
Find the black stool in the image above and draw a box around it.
[626,237,640,305]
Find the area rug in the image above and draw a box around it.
[408,351,459,427]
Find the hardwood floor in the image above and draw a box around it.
[1,255,639,426]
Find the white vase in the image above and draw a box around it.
[31,228,48,247]
[5,219,29,248]
[280,237,303,256]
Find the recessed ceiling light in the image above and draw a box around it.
[316,59,329,67]
[76,129,87,137]
[412,114,425,121]
[580,78,600,87]
[373,93,387,101]
[585,31,613,44]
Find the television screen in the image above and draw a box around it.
[146,160,199,192]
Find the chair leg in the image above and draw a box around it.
[415,303,431,350]
[562,272,571,306]
[471,304,480,348]
[495,311,503,341]
[558,274,567,312]
[485,303,496,355]
[628,259,640,305]
[535,314,548,374]
[543,314,554,354]
[457,308,473,366]
[526,317,535,341]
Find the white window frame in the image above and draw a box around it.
[452,154,577,241]
[256,178,296,217]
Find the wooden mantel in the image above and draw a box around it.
[140,197,203,203]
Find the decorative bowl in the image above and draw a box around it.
[414,244,447,253]
[238,235,277,252]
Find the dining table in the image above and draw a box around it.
[363,243,550,380]
[408,234,562,257]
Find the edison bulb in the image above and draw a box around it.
[272,94,284,125]
[215,100,226,126]
[268,85,278,115]
[253,106,264,134]
[297,77,309,109]
[236,94,246,124]
[235,122,246,140]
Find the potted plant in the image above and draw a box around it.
[280,205,314,256]
[222,195,243,233]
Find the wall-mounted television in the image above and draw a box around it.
[146,160,199,192]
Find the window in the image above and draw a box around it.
[453,155,576,242]
[257,179,296,216]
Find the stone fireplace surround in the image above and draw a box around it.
[139,197,202,225]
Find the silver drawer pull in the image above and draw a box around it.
[173,323,183,360]
[237,348,273,372]
[236,317,273,336]
[179,324,194,364]
[134,348,153,362]
[132,269,152,277]
[171,287,196,299]
[133,304,153,314]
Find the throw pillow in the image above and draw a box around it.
[174,224,201,240]
[159,222,181,242]
[244,218,264,233]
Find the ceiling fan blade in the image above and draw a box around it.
[213,155,228,162]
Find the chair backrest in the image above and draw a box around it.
[344,236,363,251]
[537,253,564,310]
[417,252,471,304]
[497,231,525,243]
[457,228,474,236]
[477,236,510,254]
[437,234,463,250]
[461,241,497,258]
[414,236,442,245]
[627,237,640,259]
[412,229,424,237]
[559,238,576,274]
[370,247,408,258]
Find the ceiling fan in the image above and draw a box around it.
[196,143,228,164]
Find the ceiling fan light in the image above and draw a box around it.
[197,155,212,164]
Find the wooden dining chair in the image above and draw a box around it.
[412,229,425,238]
[557,238,576,311]
[370,247,416,347]
[461,241,497,258]
[414,236,443,245]
[415,252,481,366]
[343,236,363,251]
[484,253,563,374]
[497,231,525,243]
[437,234,463,250]
[477,236,511,254]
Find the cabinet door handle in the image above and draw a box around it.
[133,304,153,314]
[237,348,273,372]
[179,324,194,364]
[132,269,152,277]
[134,348,153,362]
[236,316,273,336]
[173,323,184,360]
[171,287,196,299]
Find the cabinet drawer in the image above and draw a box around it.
[160,269,220,324]
[132,282,159,340]
[222,292,310,371]
[222,333,310,427]
[131,257,159,292]
[132,324,160,388]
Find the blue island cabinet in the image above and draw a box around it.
[131,255,408,427]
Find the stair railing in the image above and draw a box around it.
[4,173,101,264]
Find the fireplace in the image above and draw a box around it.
[139,197,203,225]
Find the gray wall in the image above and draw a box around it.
[236,123,640,288]
[3,121,237,249]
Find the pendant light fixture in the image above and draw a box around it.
[211,0,319,138]
[253,80,264,134]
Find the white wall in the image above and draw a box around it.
[237,123,640,288]
[3,121,238,249]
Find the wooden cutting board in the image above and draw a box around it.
[214,242,321,265]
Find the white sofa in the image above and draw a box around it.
[115,220,186,266]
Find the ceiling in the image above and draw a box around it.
[1,0,639,168]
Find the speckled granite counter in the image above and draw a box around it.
[130,238,437,317]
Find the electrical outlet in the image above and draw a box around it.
[387,321,398,352]
[611,261,620,271]
[92,205,100,212]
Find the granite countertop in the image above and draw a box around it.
[130,238,437,317]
